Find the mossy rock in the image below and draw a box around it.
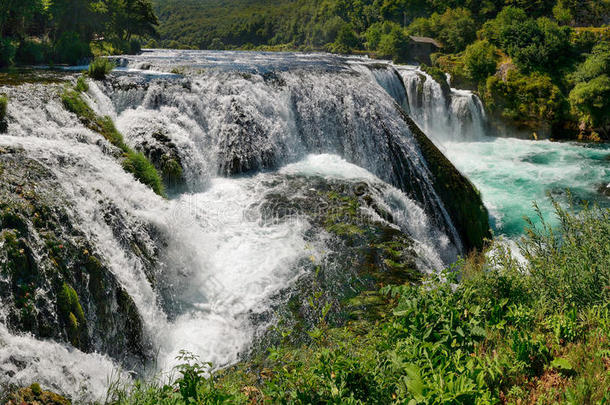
[400,110,491,251]
[7,384,71,405]
[57,283,87,347]
[420,64,451,99]
[61,89,166,197]
[0,149,150,364]
[252,175,423,349]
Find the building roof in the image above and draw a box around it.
[409,36,442,48]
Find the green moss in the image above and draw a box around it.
[57,282,86,345]
[402,112,491,251]
[161,156,183,183]
[420,64,451,96]
[61,89,166,197]
[29,383,42,396]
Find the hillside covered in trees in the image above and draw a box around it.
[0,0,158,66]
[152,0,610,140]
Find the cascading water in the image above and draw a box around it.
[397,65,488,142]
[2,50,605,402]
[396,65,609,235]
[0,51,468,402]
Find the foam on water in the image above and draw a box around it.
[439,139,609,236]
[0,59,462,402]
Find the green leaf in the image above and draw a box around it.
[551,357,573,371]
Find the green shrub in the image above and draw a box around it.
[0,38,17,67]
[0,96,7,121]
[572,41,610,83]
[329,24,359,54]
[76,75,89,93]
[522,200,610,308]
[484,69,568,131]
[88,57,114,80]
[482,8,572,73]
[569,75,610,132]
[462,39,498,83]
[408,8,476,53]
[376,23,409,63]
[54,31,90,65]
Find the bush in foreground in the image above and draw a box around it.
[107,201,610,404]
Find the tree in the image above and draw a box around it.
[48,0,97,42]
[407,8,476,53]
[483,8,572,72]
[377,23,409,63]
[435,8,476,53]
[0,0,43,39]
[331,24,359,53]
[552,0,573,25]
[569,42,610,134]
[572,42,610,83]
[569,75,610,133]
[462,40,498,82]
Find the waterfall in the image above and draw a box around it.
[397,66,488,142]
[0,51,472,402]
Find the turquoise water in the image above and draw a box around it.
[438,138,610,236]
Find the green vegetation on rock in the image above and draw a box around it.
[6,383,71,405]
[0,94,7,121]
[88,57,115,80]
[61,88,166,197]
[402,111,491,251]
[57,282,86,346]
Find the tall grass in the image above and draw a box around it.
[105,202,610,404]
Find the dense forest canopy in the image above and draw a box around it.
[149,0,610,139]
[151,0,609,51]
[0,0,158,65]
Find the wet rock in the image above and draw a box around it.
[6,384,70,405]
[251,175,421,348]
[132,130,187,193]
[399,109,492,251]
[0,151,151,367]
[217,100,277,175]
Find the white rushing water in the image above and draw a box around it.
[0,50,607,402]
[0,52,465,402]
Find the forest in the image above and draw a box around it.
[0,0,158,66]
[151,0,610,139]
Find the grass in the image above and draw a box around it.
[61,88,165,197]
[88,57,115,80]
[105,200,610,404]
